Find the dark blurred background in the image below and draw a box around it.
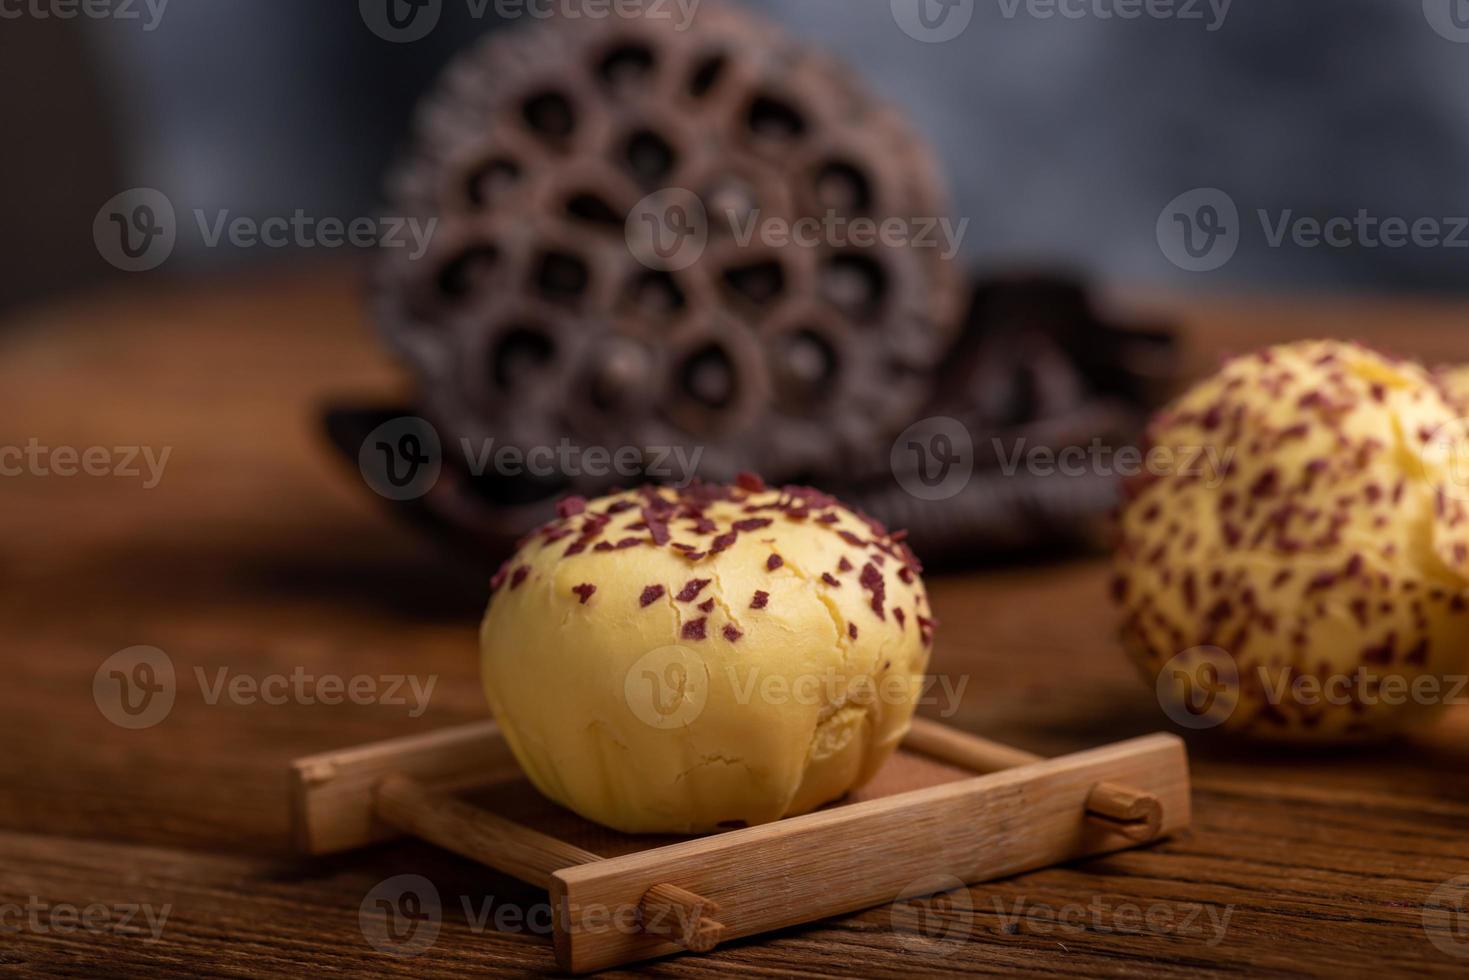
[5,0,1469,313]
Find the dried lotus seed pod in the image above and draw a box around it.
[374,3,961,489]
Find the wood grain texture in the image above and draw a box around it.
[373,773,602,891]
[292,720,520,855]
[637,884,725,953]
[2,266,1469,976]
[552,734,1189,973]
[293,719,1184,971]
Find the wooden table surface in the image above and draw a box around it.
[3,265,1468,977]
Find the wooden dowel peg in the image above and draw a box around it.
[1084,781,1163,841]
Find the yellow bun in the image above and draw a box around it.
[1114,340,1469,741]
[480,480,933,833]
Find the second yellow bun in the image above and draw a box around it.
[1436,364,1469,411]
[480,480,933,833]
[1114,340,1469,740]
